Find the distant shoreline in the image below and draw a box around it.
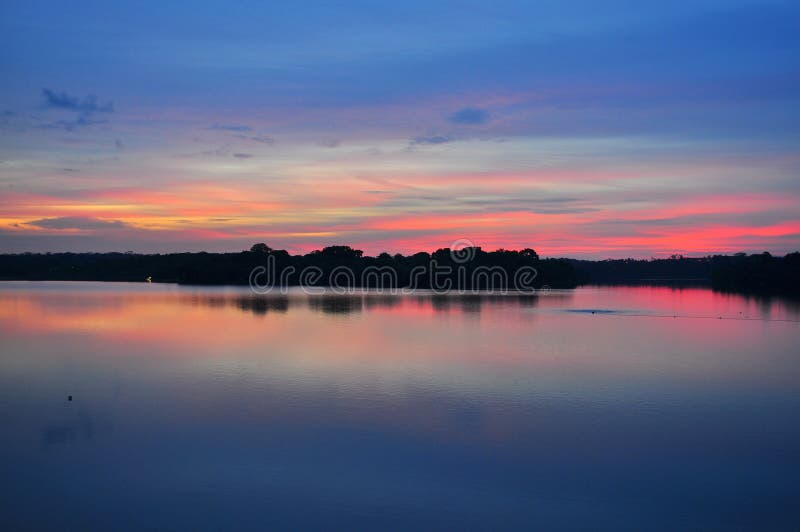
[0,246,797,295]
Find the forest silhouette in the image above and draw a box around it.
[0,245,797,295]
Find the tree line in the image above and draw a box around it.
[0,245,797,294]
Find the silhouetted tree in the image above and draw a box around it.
[250,243,272,254]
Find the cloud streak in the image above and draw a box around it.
[233,133,275,144]
[24,216,128,230]
[42,89,114,113]
[410,135,452,146]
[210,124,252,132]
[450,108,489,125]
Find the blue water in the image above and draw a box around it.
[0,282,798,530]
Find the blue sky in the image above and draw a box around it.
[1,0,798,256]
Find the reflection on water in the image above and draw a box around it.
[0,282,799,530]
[177,291,558,316]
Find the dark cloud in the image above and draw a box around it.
[42,89,114,113]
[210,124,252,132]
[449,108,489,125]
[115,138,124,150]
[318,139,341,148]
[233,153,253,159]
[25,216,128,230]
[410,135,452,145]
[36,89,114,131]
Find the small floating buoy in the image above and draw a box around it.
[591,311,595,314]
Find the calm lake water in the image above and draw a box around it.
[1,282,799,530]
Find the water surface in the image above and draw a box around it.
[1,282,798,530]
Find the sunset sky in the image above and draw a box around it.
[1,0,798,257]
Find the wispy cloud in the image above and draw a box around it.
[42,89,114,113]
[233,133,274,144]
[449,108,489,125]
[174,146,260,159]
[210,123,252,132]
[410,135,452,146]
[24,216,128,230]
[34,115,109,131]
[35,89,114,130]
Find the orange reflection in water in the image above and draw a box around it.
[1,283,798,383]
[1,282,799,453]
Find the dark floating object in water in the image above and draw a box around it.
[68,395,72,401]
[566,309,620,315]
